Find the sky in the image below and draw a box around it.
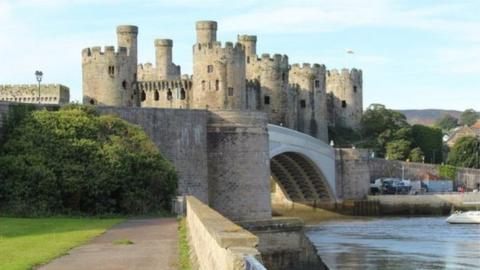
[0,0,479,111]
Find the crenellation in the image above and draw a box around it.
[0,84,70,104]
[82,20,363,138]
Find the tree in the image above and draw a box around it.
[386,139,412,161]
[361,104,410,157]
[409,147,424,162]
[447,136,480,169]
[459,109,479,126]
[411,124,443,164]
[435,114,458,130]
[0,105,178,216]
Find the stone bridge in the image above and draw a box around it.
[268,124,336,203]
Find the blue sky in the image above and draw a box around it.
[0,0,479,110]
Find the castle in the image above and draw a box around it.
[82,21,363,142]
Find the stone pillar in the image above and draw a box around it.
[207,110,271,221]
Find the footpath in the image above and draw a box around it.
[38,218,178,270]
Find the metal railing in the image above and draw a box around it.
[245,255,267,270]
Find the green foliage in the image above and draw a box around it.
[328,125,361,147]
[447,136,480,168]
[435,114,458,130]
[360,104,410,158]
[459,109,479,126]
[409,147,424,162]
[0,105,177,216]
[0,217,122,270]
[438,164,457,180]
[179,218,191,270]
[411,125,443,164]
[0,104,36,146]
[386,139,411,161]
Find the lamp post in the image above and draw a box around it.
[35,70,43,104]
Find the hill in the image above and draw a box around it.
[396,109,462,126]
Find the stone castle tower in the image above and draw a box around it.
[82,20,364,142]
[238,35,290,126]
[289,63,329,142]
[82,25,139,107]
[326,68,363,129]
[191,21,246,110]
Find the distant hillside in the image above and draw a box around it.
[396,109,462,126]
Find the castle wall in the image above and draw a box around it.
[335,148,371,200]
[290,63,328,142]
[96,106,210,203]
[238,35,291,126]
[247,54,289,126]
[138,79,192,109]
[192,41,246,110]
[0,84,69,105]
[326,68,363,129]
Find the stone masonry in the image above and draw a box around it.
[82,20,364,143]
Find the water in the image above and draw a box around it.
[306,217,480,270]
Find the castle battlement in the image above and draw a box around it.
[155,39,173,47]
[82,46,129,60]
[238,35,257,42]
[254,53,289,67]
[194,41,244,54]
[290,63,326,74]
[138,79,192,92]
[327,68,362,80]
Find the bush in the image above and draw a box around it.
[386,139,411,161]
[439,165,457,180]
[0,105,177,216]
[447,136,480,169]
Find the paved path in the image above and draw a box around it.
[39,218,179,270]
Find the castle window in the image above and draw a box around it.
[228,87,234,96]
[315,80,320,88]
[300,100,306,108]
[215,80,219,91]
[180,88,186,100]
[353,86,357,93]
[122,80,127,90]
[167,89,173,100]
[154,90,159,101]
[342,100,347,108]
[264,95,270,105]
[201,80,206,91]
[89,99,95,105]
[207,65,214,73]
[141,91,146,102]
[282,72,286,82]
[108,66,115,77]
[247,56,250,64]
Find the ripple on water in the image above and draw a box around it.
[306,217,480,270]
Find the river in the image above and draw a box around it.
[306,217,480,270]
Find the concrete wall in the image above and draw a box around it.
[186,196,262,270]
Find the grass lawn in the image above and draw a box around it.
[0,217,124,270]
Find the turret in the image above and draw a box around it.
[289,63,328,142]
[192,21,246,110]
[326,68,363,129]
[82,25,139,107]
[116,25,138,61]
[237,35,257,61]
[196,21,217,44]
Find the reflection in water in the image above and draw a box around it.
[307,217,480,270]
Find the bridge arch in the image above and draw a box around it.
[268,124,336,203]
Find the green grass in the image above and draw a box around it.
[178,218,191,270]
[112,239,134,245]
[0,217,123,270]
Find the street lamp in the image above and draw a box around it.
[35,70,43,104]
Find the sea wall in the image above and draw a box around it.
[185,196,263,270]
